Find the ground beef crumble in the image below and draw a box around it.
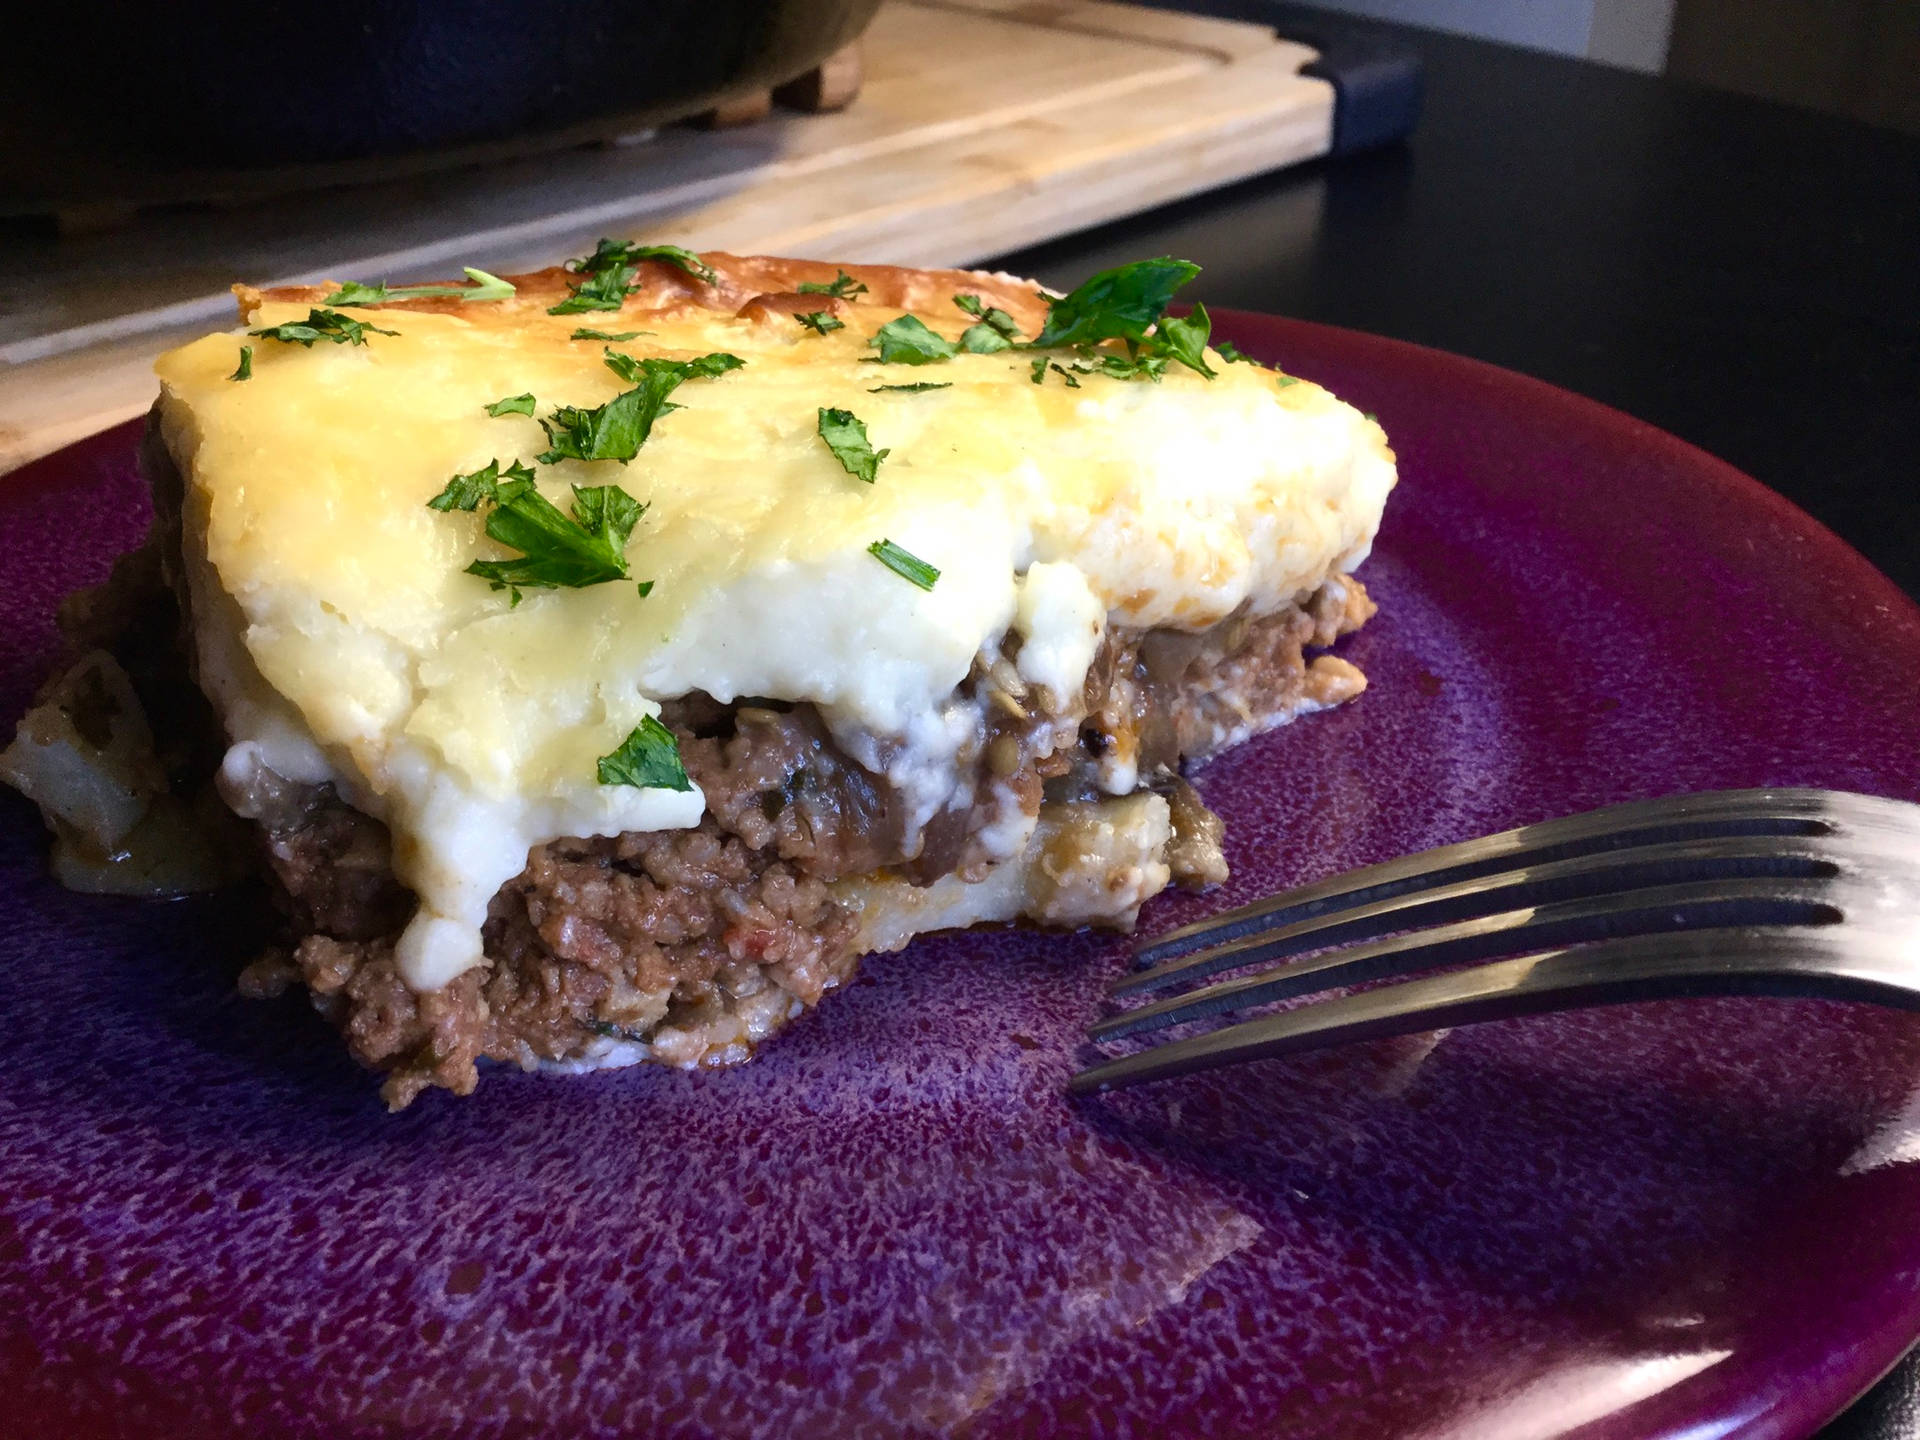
[237,578,1372,1107]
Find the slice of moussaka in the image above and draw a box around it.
[7,247,1395,1106]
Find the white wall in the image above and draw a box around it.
[1303,0,1676,71]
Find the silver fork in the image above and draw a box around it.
[1070,788,1920,1095]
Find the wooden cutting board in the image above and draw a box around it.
[0,0,1333,474]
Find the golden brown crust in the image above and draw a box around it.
[234,253,1052,333]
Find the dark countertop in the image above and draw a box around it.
[988,8,1920,1437]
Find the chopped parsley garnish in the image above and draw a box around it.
[952,293,1021,354]
[549,266,635,315]
[867,539,939,591]
[1154,303,1217,379]
[1029,257,1198,350]
[597,714,693,792]
[1020,257,1219,380]
[636,580,655,598]
[228,346,252,382]
[249,308,397,347]
[565,238,641,276]
[537,351,744,464]
[319,282,391,306]
[1274,373,1301,388]
[797,270,867,299]
[537,388,660,464]
[796,310,845,335]
[870,315,958,365]
[321,268,515,306]
[428,462,520,514]
[1215,339,1256,365]
[1028,348,1170,387]
[571,328,649,342]
[960,325,1013,354]
[1076,351,1169,383]
[427,459,644,603]
[867,381,952,394]
[575,240,718,287]
[485,393,536,417]
[1029,356,1049,384]
[816,407,889,483]
[600,349,745,385]
[954,293,1021,338]
[550,240,717,313]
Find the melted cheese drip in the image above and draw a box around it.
[154,292,1395,990]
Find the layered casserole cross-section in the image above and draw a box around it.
[12,248,1394,1105]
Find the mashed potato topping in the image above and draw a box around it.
[152,256,1394,991]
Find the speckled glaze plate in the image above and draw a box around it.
[4,313,1920,1440]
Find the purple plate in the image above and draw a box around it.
[4,313,1920,1440]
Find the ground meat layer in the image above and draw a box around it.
[234,579,1373,1107]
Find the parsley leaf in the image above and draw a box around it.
[567,483,646,550]
[954,293,1021,339]
[538,351,745,464]
[229,346,252,382]
[596,714,693,791]
[1018,259,1219,381]
[1075,351,1168,383]
[1154,302,1217,379]
[568,238,641,275]
[797,270,867,299]
[549,265,635,315]
[636,580,655,598]
[249,308,397,347]
[571,328,649,341]
[600,350,745,385]
[486,393,536,417]
[1029,356,1049,384]
[796,311,845,335]
[427,459,644,602]
[634,245,718,285]
[870,315,959,364]
[547,237,711,312]
[1215,340,1257,365]
[1050,363,1082,388]
[953,293,1020,354]
[321,268,515,306]
[867,381,952,394]
[613,243,717,287]
[538,389,662,464]
[868,539,939,591]
[565,239,718,287]
[427,459,524,514]
[321,281,389,306]
[817,408,889,483]
[1028,257,1199,351]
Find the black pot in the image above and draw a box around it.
[4,0,880,206]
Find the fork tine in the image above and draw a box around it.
[1090,878,1839,1040]
[1113,834,1838,997]
[1071,924,1920,1095]
[1131,787,1841,967]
